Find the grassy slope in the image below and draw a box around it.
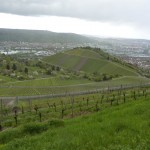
[0,77,92,96]
[65,48,103,59]
[0,48,148,97]
[0,75,16,83]
[4,76,150,87]
[44,49,138,76]
[0,76,149,96]
[3,77,92,87]
[1,97,150,150]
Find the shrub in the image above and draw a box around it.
[3,119,13,127]
[10,73,16,78]
[32,71,39,76]
[17,75,25,80]
[46,68,52,75]
[0,128,21,144]
[48,119,64,127]
[51,71,57,76]
[23,122,48,135]
[94,76,103,82]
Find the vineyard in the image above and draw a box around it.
[0,76,149,97]
[0,85,149,131]
[44,51,138,76]
[0,47,150,149]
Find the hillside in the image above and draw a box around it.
[1,50,149,97]
[43,47,139,76]
[0,28,95,44]
[0,93,150,150]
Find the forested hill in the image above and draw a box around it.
[0,28,95,43]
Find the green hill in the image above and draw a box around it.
[44,48,138,76]
[0,28,95,43]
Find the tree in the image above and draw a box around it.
[103,74,107,81]
[56,66,60,71]
[6,64,10,70]
[52,65,55,71]
[24,67,28,74]
[46,68,52,75]
[12,63,17,71]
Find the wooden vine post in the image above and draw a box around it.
[53,103,56,112]
[0,122,2,131]
[101,95,104,104]
[95,101,99,112]
[86,97,89,107]
[0,99,2,112]
[71,97,74,118]
[39,112,42,122]
[61,108,65,119]
[123,92,126,103]
[14,115,18,126]
[21,106,24,114]
[34,105,39,114]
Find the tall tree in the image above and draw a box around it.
[12,63,17,71]
[6,64,10,70]
[24,67,28,74]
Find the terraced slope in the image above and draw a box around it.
[44,48,138,76]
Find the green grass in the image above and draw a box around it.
[0,76,149,96]
[0,95,150,150]
[0,75,16,83]
[65,48,103,59]
[5,76,150,88]
[44,49,138,76]
[4,77,92,87]
[80,58,137,75]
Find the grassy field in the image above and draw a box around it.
[65,48,103,59]
[0,75,16,84]
[3,77,92,87]
[0,88,150,150]
[0,76,149,96]
[44,48,138,76]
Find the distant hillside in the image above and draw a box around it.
[0,28,95,43]
[43,47,139,76]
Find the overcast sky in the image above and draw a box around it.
[0,0,150,39]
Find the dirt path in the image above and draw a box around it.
[74,57,88,71]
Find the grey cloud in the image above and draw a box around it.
[0,0,150,26]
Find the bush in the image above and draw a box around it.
[32,71,39,76]
[0,128,21,144]
[10,73,16,78]
[48,119,64,127]
[94,76,103,82]
[51,71,57,76]
[46,68,52,75]
[17,75,25,80]
[3,119,13,127]
[23,122,48,135]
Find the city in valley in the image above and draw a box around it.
[0,37,150,70]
